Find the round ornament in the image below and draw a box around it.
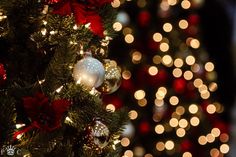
[84,119,110,151]
[97,60,121,94]
[73,56,105,89]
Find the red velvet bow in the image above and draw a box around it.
[22,92,70,132]
[51,0,113,37]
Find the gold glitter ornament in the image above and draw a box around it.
[97,59,122,94]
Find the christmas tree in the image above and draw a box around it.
[108,0,230,157]
[0,0,128,156]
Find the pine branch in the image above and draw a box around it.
[0,90,16,145]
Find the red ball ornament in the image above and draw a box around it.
[138,11,151,27]
[180,139,192,152]
[173,78,187,94]
[213,121,229,134]
[120,79,135,93]
[148,39,160,51]
[188,14,200,26]
[139,121,150,134]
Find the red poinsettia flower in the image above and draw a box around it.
[51,0,113,37]
[23,92,71,132]
[44,0,62,4]
[0,63,7,85]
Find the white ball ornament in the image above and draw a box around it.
[73,56,105,89]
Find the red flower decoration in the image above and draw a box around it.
[0,63,7,86]
[44,0,63,4]
[23,92,70,132]
[51,0,113,37]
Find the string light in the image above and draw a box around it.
[156,141,165,151]
[163,23,173,32]
[205,62,215,72]
[160,42,170,52]
[134,90,146,100]
[121,137,130,147]
[41,28,47,36]
[162,55,173,66]
[138,98,147,107]
[129,110,138,120]
[181,0,191,9]
[106,104,116,112]
[155,124,165,134]
[179,19,188,29]
[179,119,188,128]
[38,79,45,84]
[183,152,192,157]
[111,0,121,8]
[198,135,207,145]
[125,34,134,44]
[148,66,158,76]
[132,51,142,63]
[165,140,174,150]
[122,70,132,79]
[65,117,73,124]
[153,55,162,64]
[169,96,179,106]
[210,148,220,157]
[190,116,200,126]
[173,68,182,78]
[169,118,178,127]
[185,55,195,65]
[113,22,123,31]
[153,32,163,42]
[16,133,24,140]
[190,39,200,49]
[176,128,186,137]
[168,0,177,6]
[206,133,215,143]
[56,85,63,93]
[16,124,25,129]
[174,58,184,67]
[188,104,198,114]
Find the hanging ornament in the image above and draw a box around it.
[84,118,110,152]
[97,59,121,94]
[0,9,9,37]
[73,56,105,89]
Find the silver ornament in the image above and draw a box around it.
[97,60,121,94]
[84,119,110,152]
[73,56,105,89]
